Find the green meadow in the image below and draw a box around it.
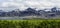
[0,19,60,28]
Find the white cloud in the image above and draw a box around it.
[0,0,60,11]
[23,0,55,9]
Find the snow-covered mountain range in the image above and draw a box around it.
[0,7,60,18]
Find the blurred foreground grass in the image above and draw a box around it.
[0,19,60,28]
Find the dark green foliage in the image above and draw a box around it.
[0,20,16,28]
[0,20,60,28]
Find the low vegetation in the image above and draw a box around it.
[0,20,60,28]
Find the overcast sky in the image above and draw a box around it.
[0,0,60,11]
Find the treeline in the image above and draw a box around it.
[0,20,60,28]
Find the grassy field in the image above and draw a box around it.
[0,19,60,28]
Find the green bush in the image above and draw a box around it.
[0,20,60,28]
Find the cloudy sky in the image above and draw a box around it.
[0,0,60,11]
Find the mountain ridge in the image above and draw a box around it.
[0,7,60,18]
